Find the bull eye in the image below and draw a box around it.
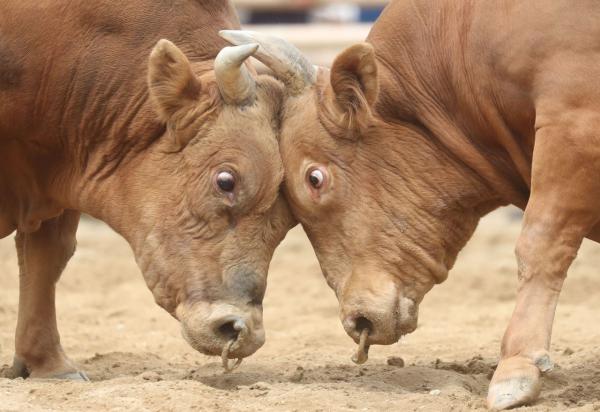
[308,169,325,189]
[216,171,235,193]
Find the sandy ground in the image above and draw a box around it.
[1,207,600,411]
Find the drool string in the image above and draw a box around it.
[221,339,243,373]
[351,328,370,365]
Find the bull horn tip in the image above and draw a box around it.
[215,43,259,105]
[220,30,316,93]
[219,30,244,42]
[244,43,259,54]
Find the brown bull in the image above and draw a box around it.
[223,0,600,408]
[0,0,294,379]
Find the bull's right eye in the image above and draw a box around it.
[216,171,235,192]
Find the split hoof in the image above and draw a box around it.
[487,356,542,410]
[10,356,89,381]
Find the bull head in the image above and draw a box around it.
[141,39,294,365]
[219,31,436,358]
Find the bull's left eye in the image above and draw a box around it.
[216,171,235,192]
[307,167,328,190]
[309,169,324,188]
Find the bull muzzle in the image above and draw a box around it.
[178,301,265,364]
[339,272,419,348]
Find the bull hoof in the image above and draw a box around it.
[487,356,542,410]
[8,357,28,379]
[10,356,89,381]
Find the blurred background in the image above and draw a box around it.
[232,0,387,66]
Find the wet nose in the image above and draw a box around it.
[339,270,407,346]
[179,302,265,359]
[213,316,246,341]
[344,315,374,339]
[342,311,399,345]
[210,311,264,359]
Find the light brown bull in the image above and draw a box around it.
[223,0,600,408]
[0,0,294,379]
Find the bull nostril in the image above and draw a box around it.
[355,316,374,334]
[216,318,245,341]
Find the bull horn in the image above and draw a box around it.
[219,30,316,95]
[214,43,259,105]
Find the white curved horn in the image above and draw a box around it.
[219,30,316,95]
[214,43,259,105]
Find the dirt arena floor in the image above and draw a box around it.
[1,207,599,411]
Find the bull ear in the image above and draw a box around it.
[148,39,201,121]
[327,43,379,138]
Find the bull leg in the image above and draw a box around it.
[487,122,600,409]
[11,210,88,380]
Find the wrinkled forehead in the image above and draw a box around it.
[216,96,285,212]
[280,89,343,164]
[242,139,285,213]
[281,66,329,120]
[281,91,318,139]
[219,75,282,138]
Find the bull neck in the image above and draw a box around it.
[373,51,528,213]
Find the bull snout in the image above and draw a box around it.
[213,315,247,341]
[339,272,419,346]
[341,302,419,345]
[178,302,265,359]
[341,308,403,345]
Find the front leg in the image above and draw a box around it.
[487,212,581,409]
[12,210,88,380]
[487,121,600,409]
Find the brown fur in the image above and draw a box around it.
[0,0,293,378]
[280,0,600,408]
